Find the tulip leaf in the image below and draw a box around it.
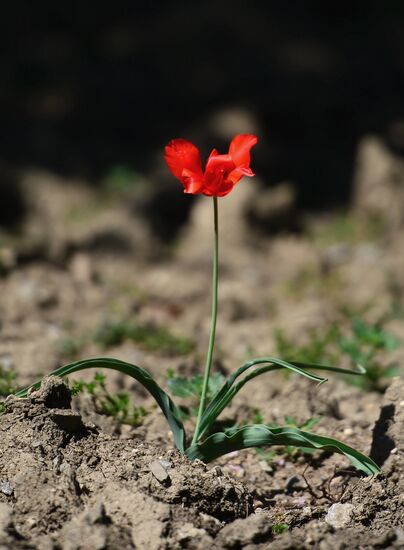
[196,357,366,441]
[186,424,380,476]
[15,357,187,452]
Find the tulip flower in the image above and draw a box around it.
[164,134,258,197]
[165,134,258,439]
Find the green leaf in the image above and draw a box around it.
[351,319,400,350]
[196,357,365,441]
[186,424,380,476]
[272,523,289,535]
[167,372,225,400]
[0,365,17,396]
[14,357,186,452]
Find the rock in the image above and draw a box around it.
[325,503,354,528]
[259,460,273,473]
[149,459,171,484]
[158,460,172,470]
[0,481,13,496]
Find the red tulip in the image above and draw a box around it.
[165,134,258,197]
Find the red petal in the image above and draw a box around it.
[227,165,255,185]
[204,152,235,177]
[203,152,236,197]
[182,169,205,194]
[228,134,258,168]
[164,139,203,183]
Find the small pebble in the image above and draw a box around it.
[149,460,170,484]
[325,503,354,528]
[259,460,273,473]
[0,481,14,496]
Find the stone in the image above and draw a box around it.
[0,481,13,496]
[149,460,170,484]
[325,503,354,528]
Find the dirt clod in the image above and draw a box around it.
[30,375,72,409]
[217,513,273,548]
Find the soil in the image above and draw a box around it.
[0,136,404,548]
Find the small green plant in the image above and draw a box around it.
[339,319,400,391]
[166,370,225,418]
[272,523,289,535]
[274,326,339,366]
[71,372,147,427]
[255,447,276,464]
[14,136,380,477]
[0,365,16,396]
[94,320,194,356]
[0,365,17,416]
[251,407,264,425]
[56,319,194,360]
[275,318,400,391]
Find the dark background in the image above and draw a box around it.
[1,1,404,228]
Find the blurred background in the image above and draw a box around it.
[1,1,404,235]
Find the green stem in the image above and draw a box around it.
[192,196,219,445]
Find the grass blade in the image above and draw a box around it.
[15,357,186,452]
[186,424,380,476]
